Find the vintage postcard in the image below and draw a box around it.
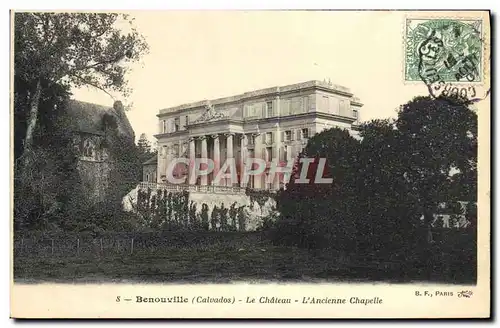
[10,10,491,319]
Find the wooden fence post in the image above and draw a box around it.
[51,239,54,255]
[130,238,134,255]
[100,238,103,253]
[77,238,80,256]
[20,238,24,255]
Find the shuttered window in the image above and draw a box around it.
[266,101,273,117]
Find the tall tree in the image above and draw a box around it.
[14,12,149,168]
[138,133,152,154]
[395,96,477,237]
[274,128,360,249]
[357,119,420,251]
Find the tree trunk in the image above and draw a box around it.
[22,79,42,162]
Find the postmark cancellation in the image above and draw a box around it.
[404,18,484,85]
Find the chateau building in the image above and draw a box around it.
[148,80,362,191]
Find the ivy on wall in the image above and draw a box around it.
[135,190,250,232]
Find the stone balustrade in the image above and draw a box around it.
[138,182,248,194]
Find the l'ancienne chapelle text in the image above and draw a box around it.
[134,296,383,305]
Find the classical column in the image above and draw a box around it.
[177,140,184,179]
[276,95,281,117]
[226,133,234,159]
[240,134,247,187]
[253,132,262,189]
[178,140,183,157]
[212,134,220,186]
[200,136,208,186]
[273,125,281,190]
[158,145,168,183]
[165,144,172,177]
[225,133,234,186]
[188,137,195,185]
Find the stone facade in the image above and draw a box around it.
[66,100,135,203]
[131,80,362,230]
[151,79,362,190]
[143,155,158,183]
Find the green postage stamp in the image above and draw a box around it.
[404,18,483,83]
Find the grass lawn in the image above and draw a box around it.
[13,232,476,284]
[14,245,352,283]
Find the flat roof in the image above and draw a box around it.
[158,80,361,116]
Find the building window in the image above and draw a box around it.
[284,130,292,141]
[174,118,180,132]
[266,101,273,117]
[83,138,95,158]
[247,103,263,118]
[301,128,309,139]
[291,97,303,114]
[249,175,255,189]
[162,120,167,133]
[185,115,189,128]
[353,109,358,119]
[248,135,255,146]
[266,147,273,162]
[266,175,273,190]
[265,132,273,144]
[281,99,290,116]
[146,173,150,182]
[284,145,289,161]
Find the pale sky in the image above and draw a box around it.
[70,11,470,143]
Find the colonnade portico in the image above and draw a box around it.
[155,80,362,192]
[186,133,250,187]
